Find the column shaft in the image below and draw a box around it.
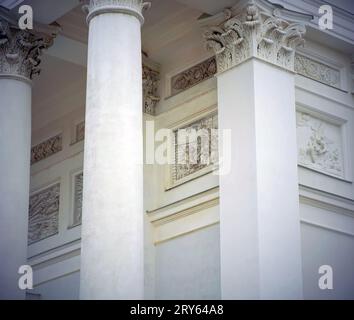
[0,78,31,299]
[80,10,144,299]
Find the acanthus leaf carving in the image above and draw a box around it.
[200,1,309,73]
[0,10,59,81]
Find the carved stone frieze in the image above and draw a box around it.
[296,111,344,178]
[143,64,160,115]
[171,57,217,95]
[75,121,85,143]
[199,1,310,73]
[31,134,63,165]
[294,54,341,88]
[28,183,60,244]
[73,172,83,227]
[0,10,59,81]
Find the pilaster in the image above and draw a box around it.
[199,0,311,299]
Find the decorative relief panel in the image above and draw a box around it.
[31,134,63,165]
[294,54,341,89]
[172,113,218,184]
[75,121,85,143]
[143,64,160,115]
[72,172,83,227]
[171,57,217,95]
[28,183,60,245]
[296,111,344,178]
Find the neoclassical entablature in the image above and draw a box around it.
[0,9,60,82]
[199,0,313,73]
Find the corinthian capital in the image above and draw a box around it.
[199,0,312,73]
[0,10,59,82]
[84,0,151,25]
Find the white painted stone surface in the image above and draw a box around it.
[31,271,80,300]
[0,78,31,299]
[300,201,354,299]
[79,8,144,299]
[217,59,303,299]
[21,0,354,301]
[155,224,220,299]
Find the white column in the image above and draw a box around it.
[0,14,57,299]
[201,1,311,299]
[80,0,148,299]
[0,78,31,299]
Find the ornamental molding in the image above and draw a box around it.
[171,57,217,95]
[294,53,341,89]
[28,183,60,245]
[82,0,151,25]
[31,133,63,165]
[0,9,60,81]
[199,0,312,73]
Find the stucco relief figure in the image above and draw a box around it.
[296,112,343,177]
[173,114,218,182]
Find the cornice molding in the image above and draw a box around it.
[199,0,312,73]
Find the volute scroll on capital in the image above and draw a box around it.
[0,9,60,82]
[199,0,312,74]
